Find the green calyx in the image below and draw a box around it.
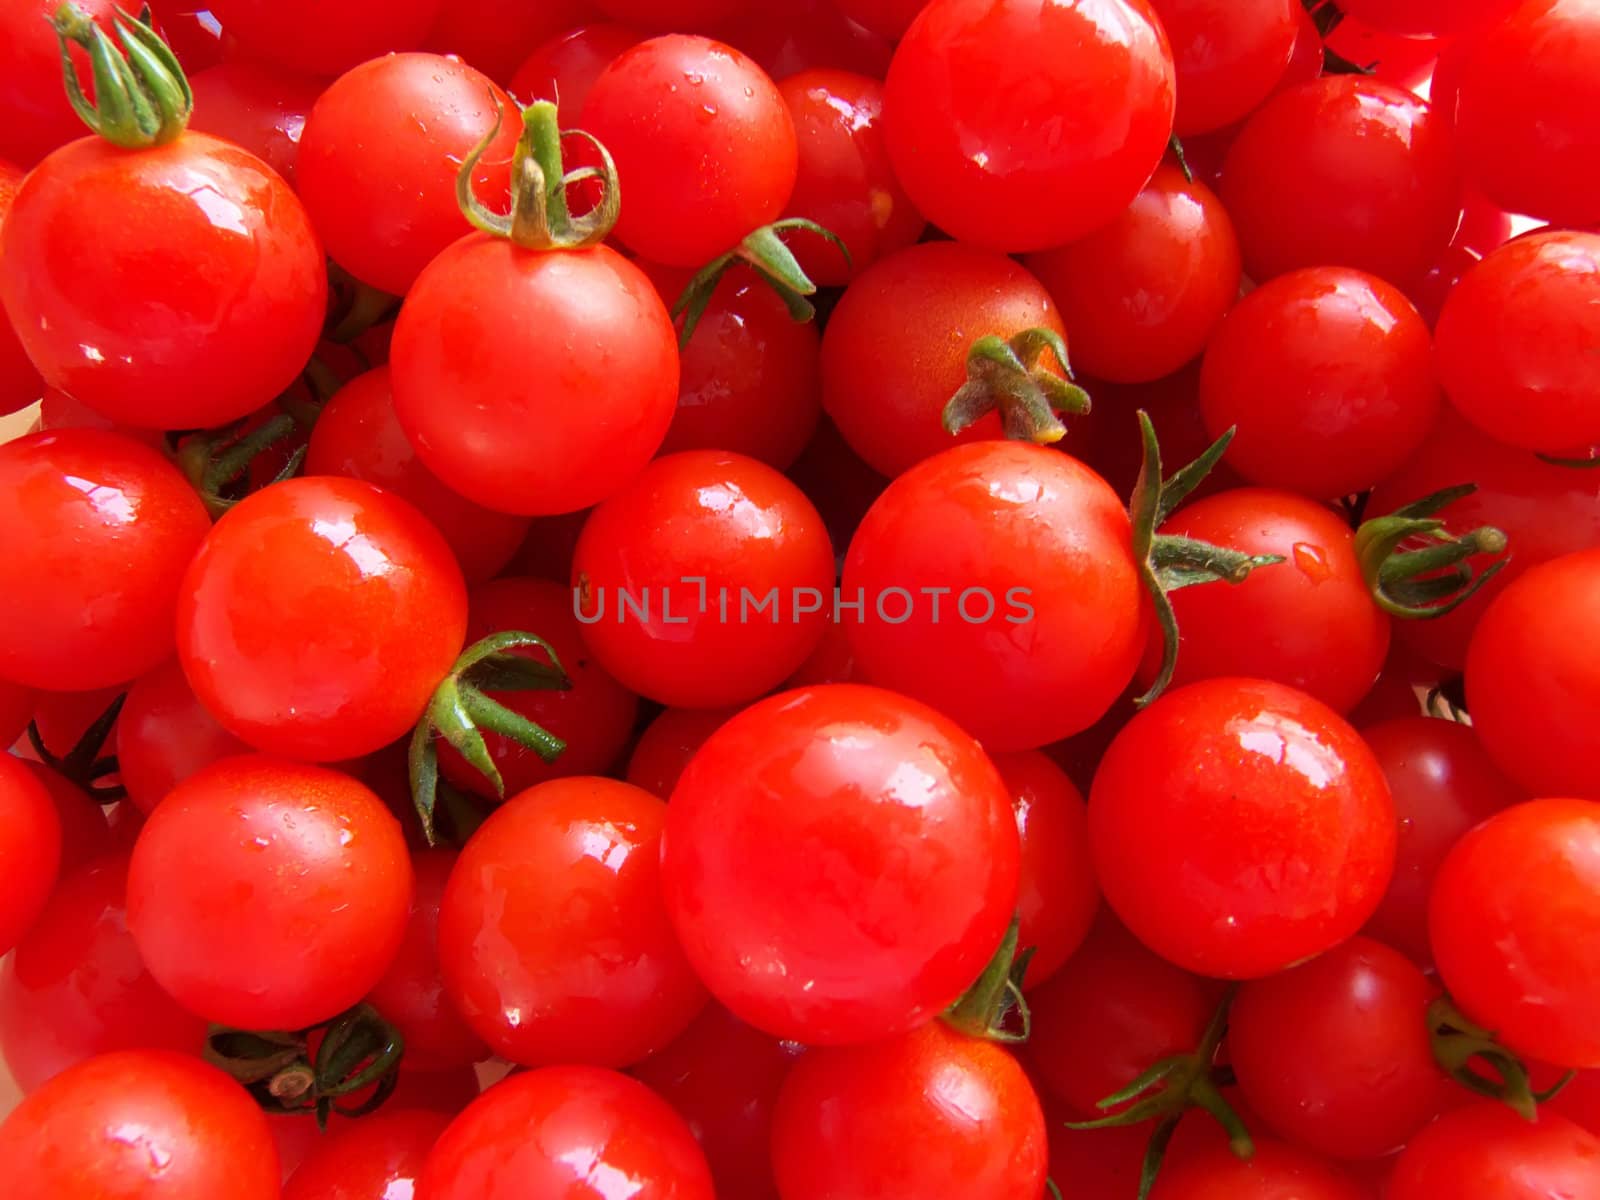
[1354,484,1509,620]
[943,913,1034,1044]
[52,2,191,148]
[175,412,308,520]
[205,1003,404,1130]
[672,218,851,349]
[1066,985,1253,1200]
[458,97,620,251]
[26,691,124,802]
[942,327,1092,446]
[1429,995,1573,1122]
[1130,412,1286,707]
[409,630,572,845]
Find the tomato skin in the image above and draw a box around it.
[1090,678,1396,979]
[1149,1138,1369,1200]
[1142,488,1390,713]
[843,441,1145,751]
[573,451,835,709]
[187,61,324,187]
[0,160,41,417]
[1149,0,1298,135]
[0,0,134,167]
[595,0,744,28]
[884,0,1175,251]
[1389,1104,1600,1200]
[127,755,413,1030]
[661,683,1020,1045]
[1199,268,1441,500]
[581,35,798,267]
[509,23,646,110]
[0,754,61,957]
[116,659,251,815]
[439,777,706,1068]
[423,0,592,85]
[625,706,735,799]
[1339,0,1518,38]
[0,1049,279,1199]
[771,1021,1048,1200]
[297,54,518,297]
[0,855,206,1094]
[1,133,327,430]
[283,1108,449,1200]
[0,431,212,692]
[1220,77,1460,289]
[305,367,532,584]
[391,237,679,517]
[208,0,444,76]
[1024,165,1241,385]
[1431,798,1600,1068]
[420,1065,715,1199]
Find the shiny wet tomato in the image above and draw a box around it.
[0,753,60,958]
[1388,1104,1600,1200]
[187,60,324,186]
[625,706,735,799]
[1150,1138,1369,1200]
[508,22,645,110]
[283,1109,450,1200]
[1149,0,1298,135]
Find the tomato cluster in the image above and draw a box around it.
[3,0,1600,1197]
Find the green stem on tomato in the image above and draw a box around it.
[53,2,191,147]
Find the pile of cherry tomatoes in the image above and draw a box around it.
[2,0,1599,1196]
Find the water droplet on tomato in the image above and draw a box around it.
[1292,542,1331,583]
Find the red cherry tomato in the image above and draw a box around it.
[0,159,42,417]
[582,35,797,267]
[1431,797,1600,1068]
[0,430,211,692]
[115,658,250,815]
[843,441,1145,751]
[508,23,645,110]
[625,706,734,799]
[714,0,895,82]
[0,1049,279,1200]
[1024,165,1241,385]
[771,1021,1049,1200]
[419,1065,714,1199]
[0,132,326,430]
[207,0,444,76]
[0,855,206,1094]
[127,755,413,1029]
[283,1109,450,1200]
[1149,0,1298,135]
[187,61,323,186]
[423,0,591,86]
[1339,0,1519,38]
[177,476,468,762]
[439,777,707,1067]
[572,451,835,708]
[0,0,134,167]
[1150,1138,1370,1200]
[1220,76,1461,289]
[884,0,1175,251]
[1388,1103,1600,1200]
[0,754,61,957]
[1090,678,1396,978]
[661,683,1020,1044]
[1199,267,1441,500]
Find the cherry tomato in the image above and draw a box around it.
[624,706,735,799]
[1199,267,1441,500]
[439,776,706,1067]
[423,0,591,86]
[1388,1103,1600,1200]
[784,611,856,686]
[115,658,250,815]
[419,1065,714,1199]
[177,476,468,762]
[508,23,645,110]
[771,1020,1048,1200]
[582,35,797,267]
[145,0,223,72]
[304,367,531,584]
[0,754,60,957]
[1220,76,1461,288]
[0,0,133,167]
[1150,1138,1369,1200]
[1430,797,1600,1068]
[207,0,444,76]
[1149,0,1298,134]
[1322,17,1442,92]
[1339,0,1519,38]
[821,242,1070,478]
[776,68,924,287]
[843,441,1145,751]
[0,160,42,417]
[1407,190,1518,329]
[283,1109,450,1200]
[884,0,1175,251]
[572,451,835,708]
[187,60,323,186]
[0,855,205,1094]
[1023,165,1241,385]
[127,755,413,1029]
[661,683,1020,1044]
[715,0,895,81]
[0,1049,279,1200]
[0,430,211,692]
[1090,678,1396,978]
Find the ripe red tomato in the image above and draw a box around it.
[0,430,211,692]
[177,476,468,762]
[508,23,645,111]
[1431,797,1600,1069]
[660,683,1020,1045]
[0,855,206,1094]
[883,0,1175,251]
[283,1109,450,1200]
[296,54,518,297]
[1199,267,1441,500]
[1024,165,1241,385]
[0,0,135,167]
[1388,1103,1600,1200]
[127,755,413,1029]
[439,777,707,1067]
[1149,0,1298,135]
[390,237,678,517]
[0,754,60,957]
[0,132,327,430]
[1090,678,1396,978]
[625,706,734,799]
[422,0,591,85]
[206,0,444,76]
[821,242,1071,478]
[843,441,1145,751]
[304,367,532,584]
[116,658,251,815]
[1150,1138,1369,1200]
[572,451,835,709]
[1230,936,1450,1159]
[1338,0,1519,38]
[715,0,896,81]
[419,1065,714,1199]
[0,159,41,417]
[581,35,797,267]
[1220,76,1461,288]
[1141,488,1391,713]
[186,61,323,186]
[771,1021,1048,1200]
